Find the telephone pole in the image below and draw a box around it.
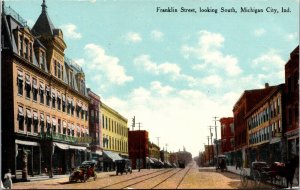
[207,136,210,165]
[137,122,142,172]
[213,116,219,157]
[156,137,160,148]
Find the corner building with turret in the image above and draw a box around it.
[1,1,90,180]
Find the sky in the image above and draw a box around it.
[4,0,299,157]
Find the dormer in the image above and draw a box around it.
[32,0,67,80]
[76,71,86,95]
[14,26,34,63]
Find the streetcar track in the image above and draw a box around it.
[99,169,173,189]
[121,169,180,189]
[150,168,186,189]
[175,166,192,189]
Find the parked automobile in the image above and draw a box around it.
[69,160,97,182]
[115,159,132,175]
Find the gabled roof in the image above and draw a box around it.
[31,0,55,36]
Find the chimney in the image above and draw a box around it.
[265,83,269,88]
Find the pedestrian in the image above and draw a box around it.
[3,169,15,189]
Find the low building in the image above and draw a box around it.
[148,142,160,160]
[100,102,128,171]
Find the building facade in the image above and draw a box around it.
[87,88,102,160]
[100,102,128,171]
[220,117,234,165]
[128,130,149,169]
[233,84,275,167]
[246,84,285,165]
[1,2,90,180]
[284,46,299,160]
[148,142,160,160]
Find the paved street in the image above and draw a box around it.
[12,162,277,189]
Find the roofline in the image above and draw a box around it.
[244,84,284,118]
[100,102,128,122]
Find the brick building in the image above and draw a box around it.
[246,84,285,165]
[220,117,234,164]
[87,89,102,159]
[233,84,275,166]
[284,46,299,160]
[128,130,149,169]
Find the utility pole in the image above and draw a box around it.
[137,122,142,172]
[156,137,160,148]
[165,144,168,162]
[208,126,214,165]
[213,116,219,157]
[207,136,210,165]
[131,116,135,131]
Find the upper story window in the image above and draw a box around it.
[39,83,45,104]
[69,70,74,87]
[52,117,57,134]
[19,35,23,56]
[39,51,46,70]
[26,109,32,132]
[17,71,24,95]
[51,89,56,108]
[40,113,45,133]
[57,92,61,110]
[25,74,31,99]
[46,86,51,106]
[32,78,38,101]
[17,106,24,131]
[46,115,51,134]
[62,95,66,112]
[33,111,38,133]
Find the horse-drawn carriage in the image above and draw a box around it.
[240,159,298,188]
[215,155,227,172]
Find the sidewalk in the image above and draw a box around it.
[226,165,250,176]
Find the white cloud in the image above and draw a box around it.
[286,32,298,42]
[134,55,181,76]
[150,81,174,96]
[182,30,243,76]
[104,85,234,157]
[83,43,133,85]
[60,23,82,39]
[201,75,222,87]
[73,58,85,67]
[125,32,142,43]
[151,30,164,41]
[252,50,285,71]
[254,28,266,37]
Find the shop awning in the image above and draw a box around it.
[53,142,69,150]
[18,107,24,116]
[69,145,87,151]
[16,139,39,146]
[146,157,154,164]
[270,137,281,144]
[33,112,38,120]
[52,118,57,126]
[103,150,123,162]
[53,142,87,150]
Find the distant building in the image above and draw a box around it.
[128,130,149,169]
[100,102,128,171]
[148,142,160,160]
[220,117,234,164]
[1,2,89,179]
[284,46,299,160]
